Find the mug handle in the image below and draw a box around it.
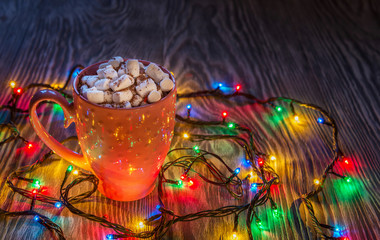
[29,89,91,171]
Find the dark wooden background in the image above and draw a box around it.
[0,0,379,239]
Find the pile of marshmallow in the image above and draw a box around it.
[79,57,175,108]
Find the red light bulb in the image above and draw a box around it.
[343,158,349,165]
[222,111,228,118]
[235,84,241,91]
[180,175,186,180]
[27,143,33,149]
[188,179,194,187]
[14,87,23,95]
[32,189,37,195]
[258,158,264,167]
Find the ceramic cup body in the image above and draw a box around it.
[29,60,176,201]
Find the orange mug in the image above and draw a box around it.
[29,59,176,201]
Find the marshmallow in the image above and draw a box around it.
[82,75,98,87]
[103,67,118,79]
[104,90,113,103]
[94,78,111,90]
[118,68,126,77]
[108,56,124,68]
[80,85,88,95]
[99,63,109,69]
[112,89,133,103]
[97,69,105,79]
[131,94,143,107]
[136,78,157,97]
[86,88,105,103]
[145,63,166,83]
[126,59,140,77]
[124,101,132,109]
[110,74,135,91]
[147,90,161,103]
[160,78,174,92]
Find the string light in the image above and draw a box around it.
[227,122,236,129]
[0,65,354,240]
[231,232,238,239]
[314,179,320,185]
[193,145,200,153]
[32,189,37,195]
[180,174,186,180]
[9,81,16,88]
[27,143,34,149]
[270,155,276,161]
[222,111,228,118]
[34,215,40,221]
[218,83,223,88]
[317,117,325,124]
[343,157,349,165]
[234,168,240,174]
[250,183,257,192]
[188,179,194,187]
[183,133,190,139]
[235,84,241,92]
[73,170,79,175]
[186,104,192,109]
[13,87,23,95]
[55,202,62,208]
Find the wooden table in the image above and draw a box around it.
[0,1,379,239]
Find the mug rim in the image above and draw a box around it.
[72,59,176,110]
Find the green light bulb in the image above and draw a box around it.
[67,165,73,172]
[276,106,282,112]
[177,180,183,186]
[228,122,236,129]
[344,176,352,183]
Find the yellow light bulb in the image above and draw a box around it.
[73,170,79,175]
[294,115,300,123]
[9,81,16,88]
[270,155,276,161]
[314,179,320,185]
[138,221,144,228]
[231,232,238,239]
[183,133,189,139]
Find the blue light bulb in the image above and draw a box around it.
[55,202,62,208]
[106,234,113,239]
[218,83,223,87]
[317,118,324,124]
[234,168,240,174]
[251,183,257,191]
[186,104,192,109]
[34,215,39,221]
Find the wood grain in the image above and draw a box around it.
[0,0,379,239]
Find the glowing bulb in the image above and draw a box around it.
[250,183,257,191]
[186,104,192,109]
[270,155,276,161]
[188,179,194,187]
[317,118,324,124]
[156,205,161,210]
[67,165,73,172]
[227,122,236,129]
[258,158,264,167]
[27,143,34,149]
[343,158,349,165]
[193,145,200,153]
[32,189,37,195]
[234,168,240,174]
[180,174,186,180]
[294,115,300,123]
[177,180,183,186]
[273,209,279,217]
[34,215,39,221]
[138,221,144,228]
[14,87,23,95]
[218,83,223,88]
[235,84,241,91]
[222,111,228,118]
[73,170,79,175]
[314,179,320,185]
[33,179,40,185]
[55,202,62,208]
[106,234,113,239]
[183,133,189,139]
[248,172,254,178]
[344,176,352,183]
[9,81,16,88]
[276,106,282,112]
[231,232,238,239]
